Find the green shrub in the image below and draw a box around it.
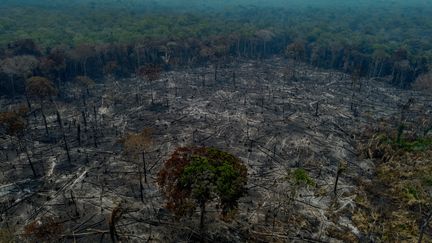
[292,168,315,186]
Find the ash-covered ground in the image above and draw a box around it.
[1,57,430,242]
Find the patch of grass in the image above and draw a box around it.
[374,130,432,152]
[395,138,432,151]
[422,175,432,187]
[291,168,315,186]
[356,126,432,241]
[403,185,419,201]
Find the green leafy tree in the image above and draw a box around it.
[157,147,248,231]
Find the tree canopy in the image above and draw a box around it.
[157,147,248,226]
[26,76,57,99]
[0,106,28,136]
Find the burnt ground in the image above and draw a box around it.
[1,56,431,242]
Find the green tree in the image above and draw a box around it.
[157,147,248,231]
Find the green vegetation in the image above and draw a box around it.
[157,147,248,230]
[375,129,432,152]
[0,0,431,88]
[291,168,315,186]
[1,1,431,59]
[354,122,432,241]
[0,1,430,97]
[0,6,256,47]
[396,138,432,151]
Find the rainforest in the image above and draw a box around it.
[1,0,432,242]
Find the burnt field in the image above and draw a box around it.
[1,57,431,242]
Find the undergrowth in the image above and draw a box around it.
[354,122,432,241]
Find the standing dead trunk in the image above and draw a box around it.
[232,71,236,88]
[139,167,144,203]
[135,93,140,106]
[25,93,32,110]
[378,61,384,77]
[350,89,355,112]
[83,58,88,76]
[40,99,49,136]
[92,124,98,148]
[214,64,218,83]
[93,106,98,128]
[135,48,140,72]
[77,124,81,146]
[149,84,154,104]
[82,92,87,107]
[81,111,87,132]
[57,110,71,164]
[200,202,206,232]
[333,170,341,196]
[93,106,98,147]
[26,94,37,121]
[9,75,15,98]
[70,190,79,216]
[142,152,147,184]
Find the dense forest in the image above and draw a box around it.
[1,0,432,242]
[1,0,432,95]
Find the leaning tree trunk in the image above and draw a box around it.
[334,161,346,196]
[19,140,37,177]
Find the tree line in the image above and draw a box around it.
[0,2,431,94]
[0,33,428,99]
